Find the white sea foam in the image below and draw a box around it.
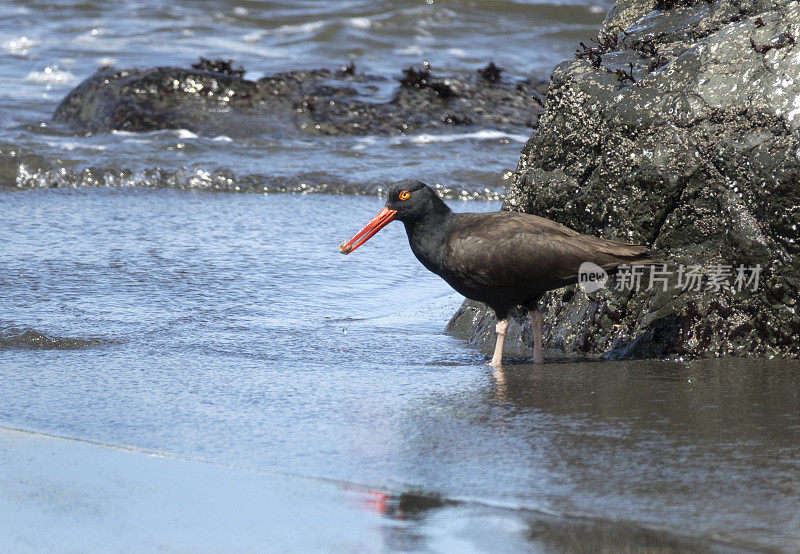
[274,21,325,35]
[3,36,39,56]
[391,130,529,145]
[110,130,150,144]
[396,45,425,56]
[74,27,106,44]
[47,141,107,152]
[243,31,265,43]
[212,135,233,142]
[349,17,372,29]
[352,130,528,150]
[26,66,75,85]
[351,136,376,151]
[175,129,198,139]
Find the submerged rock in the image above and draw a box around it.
[448,0,800,359]
[53,59,547,136]
[0,326,113,350]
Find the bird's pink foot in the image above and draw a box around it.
[529,309,544,364]
[489,319,508,366]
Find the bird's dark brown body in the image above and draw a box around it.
[340,180,653,364]
[406,209,652,320]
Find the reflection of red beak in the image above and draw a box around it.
[339,206,397,255]
[359,490,391,515]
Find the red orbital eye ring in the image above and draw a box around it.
[399,190,411,200]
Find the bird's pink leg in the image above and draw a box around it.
[529,309,544,364]
[490,319,508,366]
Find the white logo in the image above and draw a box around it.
[578,262,608,293]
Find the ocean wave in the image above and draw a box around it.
[273,20,326,36]
[352,130,529,149]
[45,141,107,152]
[390,130,530,144]
[0,140,508,199]
[174,129,199,139]
[0,157,505,200]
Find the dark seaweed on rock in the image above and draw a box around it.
[428,82,456,99]
[647,55,669,72]
[338,61,356,76]
[575,35,622,68]
[398,63,456,99]
[191,57,245,77]
[448,0,800,360]
[399,63,432,88]
[478,61,504,83]
[615,63,636,82]
[576,42,603,67]
[749,28,795,54]
[441,112,473,125]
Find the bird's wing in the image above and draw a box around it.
[444,212,650,289]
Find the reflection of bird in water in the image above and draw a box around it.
[340,180,654,365]
[492,365,508,402]
[352,488,448,520]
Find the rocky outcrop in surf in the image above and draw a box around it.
[54,60,546,136]
[447,0,800,358]
[0,326,113,350]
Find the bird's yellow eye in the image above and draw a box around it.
[399,190,411,200]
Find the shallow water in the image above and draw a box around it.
[1,189,799,551]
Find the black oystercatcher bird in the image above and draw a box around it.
[339,180,654,365]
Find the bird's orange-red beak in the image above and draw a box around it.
[339,206,397,254]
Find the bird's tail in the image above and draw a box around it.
[626,248,660,267]
[593,240,660,271]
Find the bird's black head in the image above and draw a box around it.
[338,179,451,255]
[384,180,449,223]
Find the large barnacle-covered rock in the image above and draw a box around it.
[448,0,800,359]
